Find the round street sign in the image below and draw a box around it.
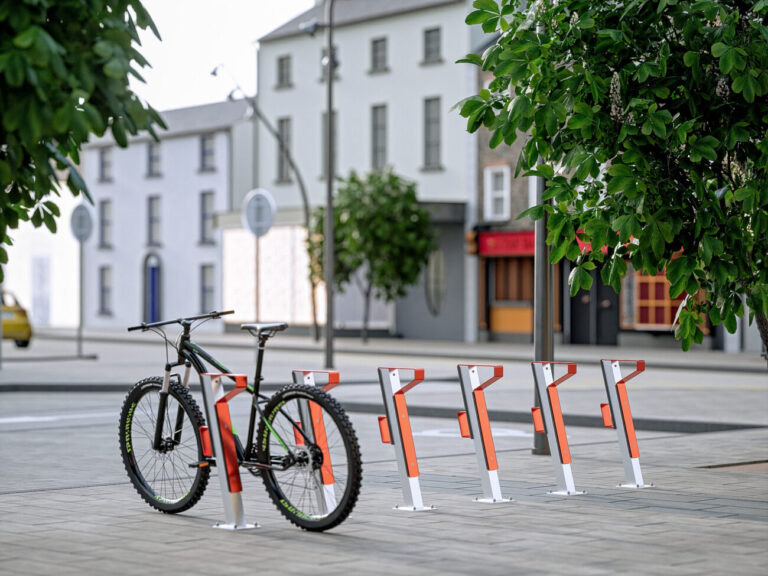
[71,204,93,243]
[242,188,276,238]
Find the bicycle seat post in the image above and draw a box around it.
[252,334,269,397]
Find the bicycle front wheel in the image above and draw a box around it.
[257,384,362,531]
[119,377,210,513]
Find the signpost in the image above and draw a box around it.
[71,204,92,358]
[242,189,276,324]
[242,190,276,366]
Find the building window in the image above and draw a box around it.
[276,54,292,88]
[423,27,442,64]
[276,117,292,182]
[200,264,215,313]
[147,195,161,246]
[99,266,113,315]
[484,166,511,221]
[321,110,337,179]
[622,269,687,330]
[371,104,387,171]
[200,191,215,244]
[423,97,441,169]
[320,45,339,82]
[370,37,388,73]
[98,199,112,248]
[493,257,534,303]
[98,147,112,182]
[147,141,161,177]
[200,134,215,172]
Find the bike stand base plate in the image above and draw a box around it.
[213,522,259,531]
[393,505,436,512]
[617,482,655,489]
[474,497,512,504]
[548,490,587,496]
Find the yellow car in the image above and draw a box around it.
[2,290,32,348]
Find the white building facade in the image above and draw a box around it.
[80,101,254,332]
[231,0,480,340]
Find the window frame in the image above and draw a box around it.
[423,97,442,170]
[371,104,387,171]
[200,264,215,314]
[276,54,292,88]
[98,147,113,182]
[370,37,388,73]
[146,141,161,177]
[276,117,292,183]
[200,134,215,172]
[147,195,161,246]
[483,165,511,222]
[98,265,113,316]
[320,45,339,82]
[422,27,442,64]
[98,199,112,249]
[321,110,337,179]
[199,191,216,245]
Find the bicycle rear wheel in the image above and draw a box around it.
[119,377,210,513]
[257,384,362,531]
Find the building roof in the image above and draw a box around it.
[159,99,249,136]
[260,0,464,42]
[85,99,250,147]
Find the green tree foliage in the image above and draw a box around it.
[0,0,165,279]
[458,0,768,351]
[307,170,437,342]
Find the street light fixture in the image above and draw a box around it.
[210,65,321,340]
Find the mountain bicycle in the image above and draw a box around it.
[118,310,362,531]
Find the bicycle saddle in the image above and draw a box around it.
[241,322,288,337]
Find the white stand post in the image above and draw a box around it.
[530,362,585,496]
[599,359,653,488]
[291,369,341,512]
[201,373,258,530]
[377,367,434,511]
[456,364,510,503]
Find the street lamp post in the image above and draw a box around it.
[299,0,337,369]
[532,173,553,456]
[322,0,336,369]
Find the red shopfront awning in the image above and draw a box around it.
[478,230,535,256]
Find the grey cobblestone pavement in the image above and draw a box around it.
[0,333,766,574]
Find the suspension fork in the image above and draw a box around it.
[153,364,173,451]
[171,361,192,445]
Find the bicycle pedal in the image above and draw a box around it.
[188,459,216,468]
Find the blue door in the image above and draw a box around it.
[148,264,160,322]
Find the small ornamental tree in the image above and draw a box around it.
[307,170,436,342]
[0,0,165,280]
[458,0,768,351]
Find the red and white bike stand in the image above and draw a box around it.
[201,373,258,530]
[599,359,654,489]
[291,369,341,513]
[377,367,434,511]
[456,364,510,503]
[530,362,586,496]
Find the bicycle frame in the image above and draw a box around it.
[141,315,311,472]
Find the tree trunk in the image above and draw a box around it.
[311,281,320,341]
[755,311,768,360]
[362,282,372,344]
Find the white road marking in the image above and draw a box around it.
[0,412,115,424]
[413,428,533,438]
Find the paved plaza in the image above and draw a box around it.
[0,331,766,575]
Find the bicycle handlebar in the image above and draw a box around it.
[127,310,235,332]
